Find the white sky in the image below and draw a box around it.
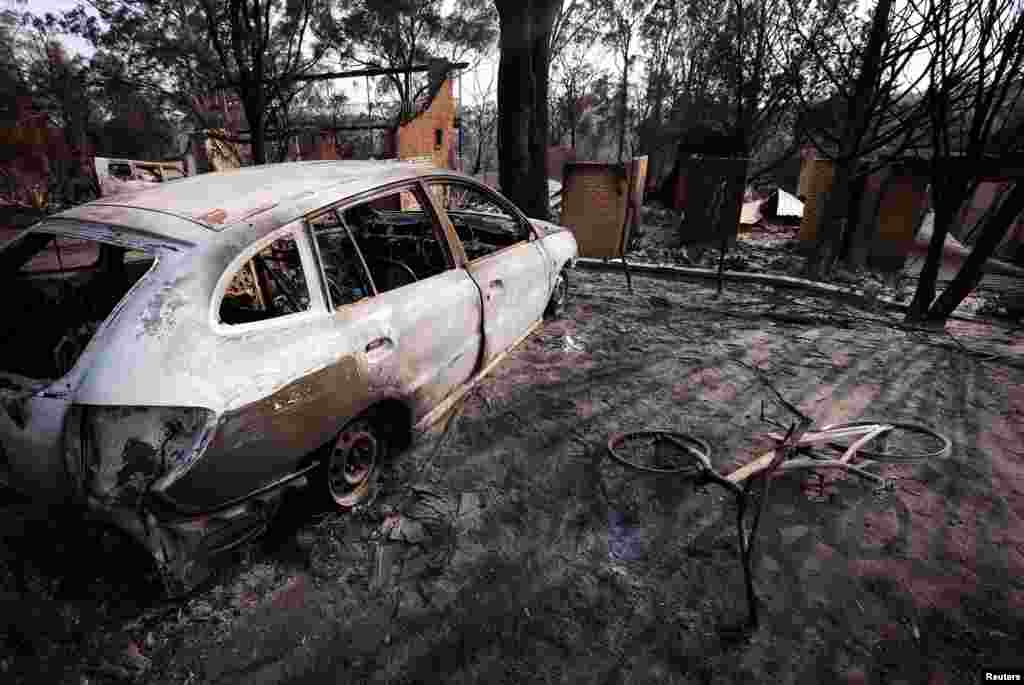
[18,0,96,56]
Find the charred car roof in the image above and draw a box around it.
[47,161,449,243]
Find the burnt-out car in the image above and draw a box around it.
[0,161,577,590]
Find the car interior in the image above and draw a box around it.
[219,232,312,325]
[308,208,377,307]
[218,182,531,323]
[330,184,528,298]
[1,232,156,380]
[426,182,527,260]
[338,190,451,294]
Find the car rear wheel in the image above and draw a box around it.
[545,269,570,319]
[326,417,383,508]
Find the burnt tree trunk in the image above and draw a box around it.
[804,0,894,279]
[927,182,1024,322]
[617,46,629,163]
[806,161,854,279]
[846,168,894,270]
[243,94,268,165]
[472,130,486,175]
[906,200,956,321]
[495,0,561,221]
[567,76,578,150]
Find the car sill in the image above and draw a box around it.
[412,317,542,434]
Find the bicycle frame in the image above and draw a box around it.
[726,423,896,489]
[605,419,948,628]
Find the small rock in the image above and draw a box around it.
[780,524,810,545]
[761,555,781,573]
[562,335,586,352]
[387,516,428,544]
[190,600,213,619]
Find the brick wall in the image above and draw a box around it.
[395,79,456,169]
[872,172,927,266]
[315,133,340,160]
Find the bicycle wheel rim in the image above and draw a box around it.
[818,421,951,463]
[606,430,712,474]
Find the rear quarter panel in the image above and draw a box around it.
[70,226,376,511]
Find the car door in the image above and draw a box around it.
[314,183,484,421]
[424,178,551,365]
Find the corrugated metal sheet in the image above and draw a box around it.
[775,189,804,218]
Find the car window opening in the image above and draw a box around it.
[427,182,526,260]
[1,231,156,381]
[220,231,312,325]
[309,209,375,308]
[108,162,132,180]
[326,188,451,297]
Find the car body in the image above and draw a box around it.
[0,161,577,590]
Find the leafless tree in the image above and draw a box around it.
[653,0,856,200]
[550,42,601,149]
[61,0,329,165]
[316,0,497,123]
[797,0,935,278]
[599,0,648,162]
[464,64,499,175]
[906,0,1024,322]
[549,0,600,64]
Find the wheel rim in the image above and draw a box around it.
[818,420,951,463]
[328,426,379,507]
[607,430,712,475]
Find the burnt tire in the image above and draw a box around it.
[545,269,570,319]
[325,415,387,508]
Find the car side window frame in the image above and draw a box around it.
[423,177,538,265]
[210,220,327,336]
[315,180,461,274]
[305,207,379,309]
